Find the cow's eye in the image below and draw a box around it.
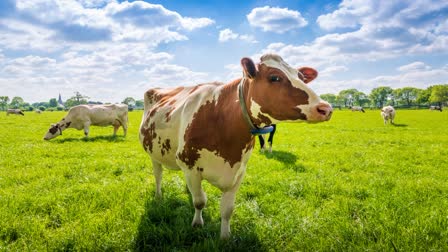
[269,75,281,82]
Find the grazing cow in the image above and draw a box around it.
[139,54,333,239]
[429,106,442,112]
[381,106,395,124]
[35,109,42,114]
[6,109,24,116]
[259,124,276,153]
[44,104,128,140]
[349,106,365,113]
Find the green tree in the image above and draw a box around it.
[122,97,136,107]
[10,96,24,109]
[416,88,431,105]
[320,94,337,105]
[369,86,393,108]
[429,84,448,106]
[338,89,359,107]
[394,87,420,106]
[0,96,9,111]
[135,100,144,109]
[65,92,89,108]
[49,98,58,108]
[353,91,369,106]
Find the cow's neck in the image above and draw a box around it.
[237,77,275,135]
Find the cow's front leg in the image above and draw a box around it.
[185,172,207,227]
[83,122,91,137]
[220,171,245,239]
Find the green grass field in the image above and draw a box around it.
[1,109,447,251]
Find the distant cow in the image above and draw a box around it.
[259,124,277,153]
[35,109,42,114]
[349,106,365,113]
[44,104,128,140]
[429,106,442,112]
[139,53,332,239]
[6,109,24,115]
[381,106,395,124]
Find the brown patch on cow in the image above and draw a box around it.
[249,64,309,121]
[49,125,58,134]
[141,121,157,153]
[161,138,171,156]
[179,80,254,169]
[65,121,71,128]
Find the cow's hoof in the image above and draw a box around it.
[191,218,204,227]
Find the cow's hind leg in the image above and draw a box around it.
[113,121,120,136]
[152,160,163,198]
[185,172,207,227]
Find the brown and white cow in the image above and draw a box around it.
[381,105,395,124]
[139,54,332,239]
[44,104,128,140]
[6,109,24,115]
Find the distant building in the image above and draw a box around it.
[58,93,64,106]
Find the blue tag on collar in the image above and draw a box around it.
[250,126,274,135]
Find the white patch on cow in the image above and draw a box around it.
[249,98,279,126]
[180,148,252,191]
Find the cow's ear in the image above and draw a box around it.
[241,57,257,79]
[298,67,318,84]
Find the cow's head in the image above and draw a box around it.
[241,54,332,125]
[43,119,70,140]
[43,124,63,140]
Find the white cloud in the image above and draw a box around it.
[320,65,349,77]
[219,28,257,43]
[219,29,238,42]
[143,64,209,87]
[247,6,308,33]
[106,1,214,31]
[398,62,430,72]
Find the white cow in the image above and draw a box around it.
[44,104,128,140]
[349,106,365,113]
[6,109,24,115]
[381,106,395,124]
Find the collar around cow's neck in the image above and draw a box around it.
[238,77,274,135]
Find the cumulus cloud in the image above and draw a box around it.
[398,62,430,72]
[218,28,257,43]
[247,6,308,33]
[143,64,209,87]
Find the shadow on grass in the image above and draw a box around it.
[134,192,266,251]
[261,150,297,165]
[52,135,125,143]
[392,123,408,127]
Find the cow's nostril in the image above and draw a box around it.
[316,103,333,117]
[317,108,326,116]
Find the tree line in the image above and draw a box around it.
[320,85,448,108]
[1,85,447,112]
[0,91,144,112]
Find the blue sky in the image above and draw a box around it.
[0,0,447,103]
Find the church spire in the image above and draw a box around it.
[58,93,63,105]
